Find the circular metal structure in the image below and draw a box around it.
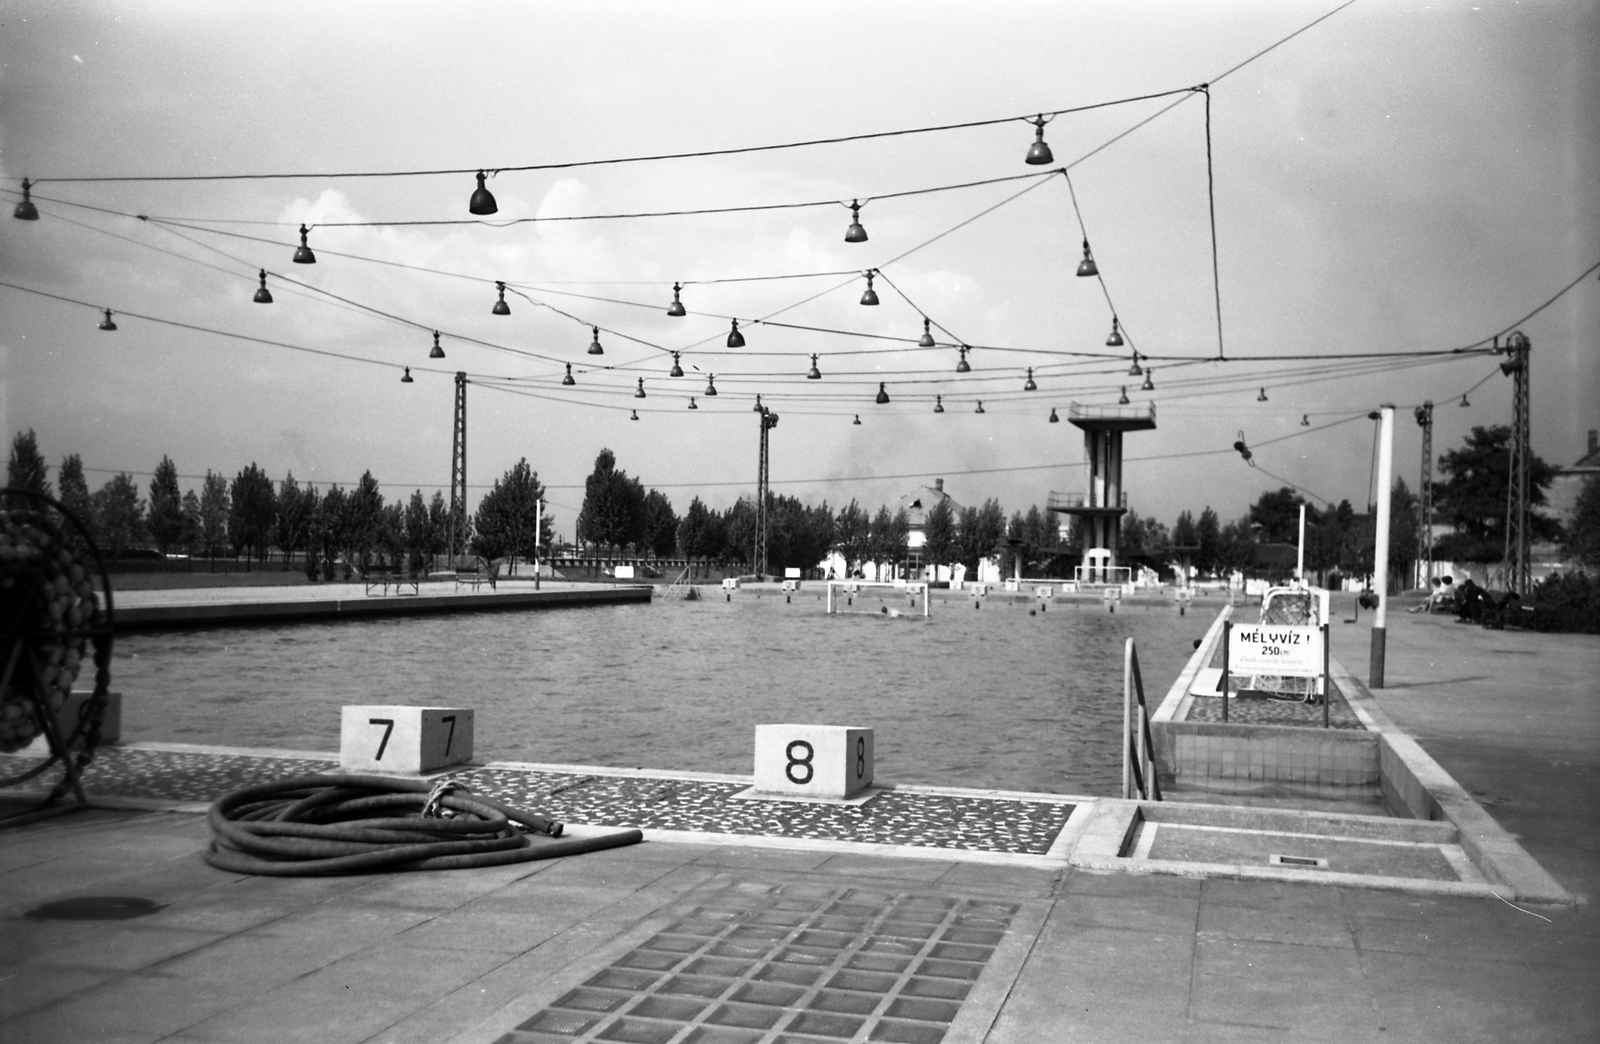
[0,488,115,827]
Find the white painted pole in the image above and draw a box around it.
[1122,639,1133,799]
[1370,405,1395,687]
[1296,504,1306,582]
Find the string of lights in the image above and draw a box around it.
[23,88,1202,186]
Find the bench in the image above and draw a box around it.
[454,559,499,591]
[362,565,419,597]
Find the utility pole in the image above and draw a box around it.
[448,371,467,569]
[754,400,778,579]
[1414,401,1434,587]
[1500,332,1531,597]
[1370,404,1395,688]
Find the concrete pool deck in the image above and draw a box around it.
[1,608,1596,1041]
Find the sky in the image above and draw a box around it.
[1,0,1596,542]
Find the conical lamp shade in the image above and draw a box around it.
[429,331,444,359]
[844,200,867,243]
[98,309,117,331]
[588,327,604,355]
[727,320,745,348]
[875,382,889,405]
[919,318,935,348]
[13,179,38,220]
[1025,117,1054,165]
[667,282,686,317]
[1076,239,1098,278]
[293,224,316,264]
[253,270,273,304]
[469,170,498,216]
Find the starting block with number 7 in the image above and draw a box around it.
[340,705,474,774]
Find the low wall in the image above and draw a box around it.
[1155,721,1378,796]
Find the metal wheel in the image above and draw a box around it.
[0,488,116,824]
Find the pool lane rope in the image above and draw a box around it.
[205,774,643,875]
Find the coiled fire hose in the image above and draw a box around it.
[205,774,643,875]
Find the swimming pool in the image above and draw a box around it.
[112,592,1205,795]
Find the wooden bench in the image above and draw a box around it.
[453,559,499,591]
[363,565,419,597]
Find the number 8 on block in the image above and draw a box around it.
[754,725,874,799]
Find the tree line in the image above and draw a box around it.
[11,424,1592,584]
[4,430,551,578]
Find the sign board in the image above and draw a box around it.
[1227,624,1324,677]
[784,567,801,579]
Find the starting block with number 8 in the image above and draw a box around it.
[340,705,474,774]
[752,724,874,799]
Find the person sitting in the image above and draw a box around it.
[1454,578,1484,623]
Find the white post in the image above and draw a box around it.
[1122,639,1133,799]
[534,497,542,588]
[1371,405,1395,687]
[1296,504,1306,582]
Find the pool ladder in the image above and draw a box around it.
[1123,639,1162,801]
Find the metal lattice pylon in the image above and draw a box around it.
[1501,334,1531,597]
[1415,401,1434,586]
[449,371,467,568]
[754,405,778,577]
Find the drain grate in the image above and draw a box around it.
[1268,853,1329,870]
[495,882,1017,1044]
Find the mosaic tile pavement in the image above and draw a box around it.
[500,879,1017,1044]
[0,747,1075,856]
[1183,686,1364,730]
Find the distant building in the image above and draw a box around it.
[896,477,959,556]
[1548,429,1599,530]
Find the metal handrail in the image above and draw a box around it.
[1122,639,1162,801]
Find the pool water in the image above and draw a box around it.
[112,592,1206,795]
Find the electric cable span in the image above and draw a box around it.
[204,773,643,876]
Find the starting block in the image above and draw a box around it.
[752,724,874,799]
[340,705,474,774]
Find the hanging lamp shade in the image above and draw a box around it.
[293,224,316,264]
[429,331,445,358]
[492,281,510,315]
[562,362,575,386]
[667,282,687,317]
[705,374,718,396]
[727,319,745,348]
[670,352,684,378]
[875,382,890,405]
[1459,393,1470,407]
[630,409,639,421]
[1025,115,1054,165]
[468,170,498,216]
[1118,386,1130,405]
[1049,407,1059,423]
[975,400,985,414]
[1107,317,1124,348]
[1233,436,1253,462]
[1076,238,1098,278]
[688,396,698,410]
[97,309,117,332]
[752,394,763,412]
[860,271,879,306]
[1257,387,1268,402]
[934,395,944,414]
[1024,367,1037,392]
[401,366,413,384]
[955,346,971,373]
[1141,369,1154,392]
[13,178,38,220]
[1301,413,1311,426]
[635,378,647,399]
[1127,351,1142,376]
[919,318,936,348]
[807,354,822,380]
[845,199,868,243]
[588,326,604,355]
[853,414,862,425]
[253,269,273,304]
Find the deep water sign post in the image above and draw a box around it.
[1222,621,1333,727]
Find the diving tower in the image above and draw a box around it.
[1048,402,1156,583]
